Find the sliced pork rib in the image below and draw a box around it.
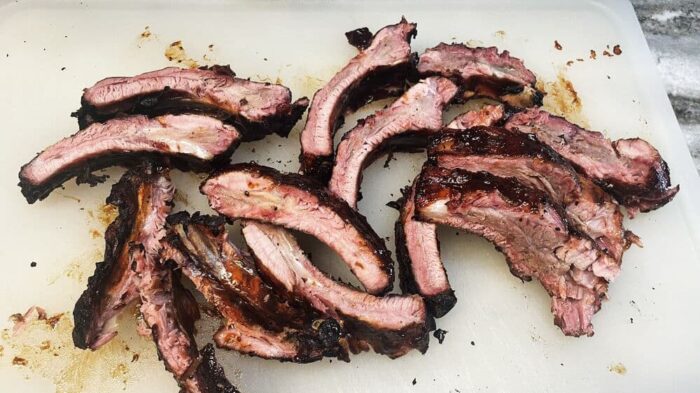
[163,212,347,362]
[201,163,394,295]
[429,127,635,262]
[72,161,173,350]
[242,222,431,358]
[395,183,455,318]
[329,77,458,208]
[417,43,543,108]
[75,65,308,140]
[414,166,616,336]
[446,103,505,129]
[130,246,238,392]
[19,114,240,204]
[505,108,679,214]
[299,18,417,181]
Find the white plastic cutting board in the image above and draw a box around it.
[1,1,699,392]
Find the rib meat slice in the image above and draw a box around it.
[329,77,458,208]
[72,161,173,350]
[19,114,240,204]
[75,65,308,140]
[414,165,616,336]
[446,103,505,129]
[299,18,417,181]
[417,43,543,108]
[201,163,394,295]
[130,246,238,392]
[163,212,347,362]
[429,127,636,262]
[242,222,431,358]
[395,182,455,318]
[505,108,679,214]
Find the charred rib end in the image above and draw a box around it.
[425,290,458,318]
[298,152,333,183]
[273,97,310,138]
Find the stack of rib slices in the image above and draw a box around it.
[17,18,679,393]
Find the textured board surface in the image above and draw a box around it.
[0,1,699,392]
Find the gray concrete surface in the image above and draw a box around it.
[631,0,700,172]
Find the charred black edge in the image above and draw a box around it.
[203,163,395,294]
[72,162,164,349]
[73,65,308,141]
[187,343,241,393]
[299,152,334,184]
[393,185,456,318]
[19,138,239,204]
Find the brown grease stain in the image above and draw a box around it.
[296,75,326,100]
[2,307,160,393]
[89,229,101,239]
[609,362,627,375]
[538,71,588,128]
[165,41,199,68]
[137,26,157,48]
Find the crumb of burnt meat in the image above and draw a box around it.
[566,60,574,66]
[470,341,475,346]
[603,50,613,57]
[412,378,417,386]
[590,50,596,60]
[345,27,373,50]
[433,329,447,344]
[613,45,622,55]
[630,317,634,324]
[12,357,28,366]
[386,200,401,210]
[30,261,37,267]
[61,67,66,71]
[554,40,562,50]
